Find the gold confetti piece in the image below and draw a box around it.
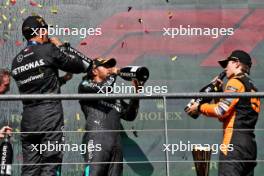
[171,56,177,61]
[4,33,10,39]
[64,119,68,124]
[0,21,2,25]
[8,22,12,30]
[155,100,164,109]
[2,14,7,21]
[31,12,38,16]
[76,113,80,121]
[20,8,26,14]
[5,0,9,6]
[77,128,84,132]
[37,4,43,8]
[15,128,20,132]
[51,6,58,14]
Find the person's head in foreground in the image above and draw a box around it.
[0,68,10,94]
[218,50,252,79]
[91,57,118,82]
[22,15,49,43]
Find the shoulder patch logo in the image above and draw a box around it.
[226,86,238,92]
[17,54,23,62]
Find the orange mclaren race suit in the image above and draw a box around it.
[198,73,260,176]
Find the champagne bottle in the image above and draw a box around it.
[0,133,13,176]
[185,71,226,119]
[118,66,149,82]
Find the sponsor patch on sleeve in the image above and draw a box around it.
[226,86,238,92]
[221,99,232,106]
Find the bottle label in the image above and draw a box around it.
[129,66,140,72]
[120,72,136,78]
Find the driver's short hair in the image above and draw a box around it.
[240,62,250,75]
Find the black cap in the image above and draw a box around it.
[218,50,252,68]
[22,16,48,40]
[93,58,116,68]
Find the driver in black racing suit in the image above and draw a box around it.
[78,58,141,176]
[11,16,93,176]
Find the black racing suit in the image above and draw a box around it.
[78,75,139,176]
[11,41,93,176]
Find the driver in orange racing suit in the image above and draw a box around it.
[186,50,260,176]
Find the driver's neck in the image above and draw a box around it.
[229,70,243,79]
[93,77,104,83]
[234,69,243,76]
[29,36,46,44]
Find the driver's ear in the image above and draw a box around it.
[235,61,241,68]
[92,68,98,76]
[38,28,47,38]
